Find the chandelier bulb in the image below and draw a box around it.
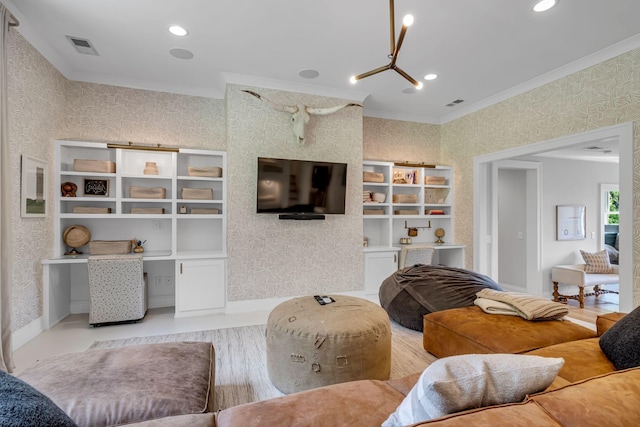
[415,81,423,90]
[403,14,414,27]
[349,76,358,84]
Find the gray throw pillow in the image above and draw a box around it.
[599,305,640,370]
[0,370,77,427]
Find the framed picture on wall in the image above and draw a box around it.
[556,205,586,240]
[21,156,47,217]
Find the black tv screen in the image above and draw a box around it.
[257,157,347,214]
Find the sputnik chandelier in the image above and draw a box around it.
[350,0,422,89]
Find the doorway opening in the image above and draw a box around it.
[473,122,633,312]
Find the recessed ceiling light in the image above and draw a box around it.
[299,69,319,79]
[169,48,194,60]
[533,0,558,13]
[424,73,438,81]
[169,25,188,36]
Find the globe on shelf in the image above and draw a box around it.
[434,228,445,245]
[63,224,91,255]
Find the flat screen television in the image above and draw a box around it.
[257,157,347,217]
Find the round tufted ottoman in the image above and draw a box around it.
[266,295,391,394]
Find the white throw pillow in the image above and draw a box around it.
[382,354,564,427]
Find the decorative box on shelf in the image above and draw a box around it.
[188,166,222,177]
[424,188,450,204]
[392,194,418,203]
[89,240,131,255]
[131,207,165,214]
[130,186,167,199]
[394,209,419,215]
[182,187,213,200]
[72,207,112,214]
[364,209,385,215]
[190,208,220,214]
[73,159,116,173]
[425,176,446,185]
[363,171,384,183]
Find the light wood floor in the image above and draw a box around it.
[564,292,619,324]
[14,293,619,375]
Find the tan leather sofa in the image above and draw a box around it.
[210,311,635,427]
[17,312,634,426]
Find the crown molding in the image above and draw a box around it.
[440,33,640,125]
[362,107,440,125]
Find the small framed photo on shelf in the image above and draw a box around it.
[83,178,109,197]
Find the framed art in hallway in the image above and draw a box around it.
[21,155,47,217]
[556,205,586,240]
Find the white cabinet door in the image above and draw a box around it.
[176,258,225,315]
[364,251,398,295]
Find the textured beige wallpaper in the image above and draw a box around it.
[226,85,363,301]
[442,47,640,306]
[61,82,227,150]
[363,117,440,164]
[7,31,66,330]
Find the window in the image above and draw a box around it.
[604,188,619,225]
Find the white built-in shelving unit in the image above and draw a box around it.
[42,140,227,328]
[362,160,464,294]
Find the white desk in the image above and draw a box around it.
[363,243,465,295]
[42,250,226,328]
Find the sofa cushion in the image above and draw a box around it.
[530,367,640,426]
[18,342,215,427]
[599,305,640,370]
[411,401,561,426]
[423,306,596,357]
[216,379,405,427]
[381,354,563,427]
[580,249,613,273]
[525,337,616,383]
[0,370,78,427]
[596,312,626,336]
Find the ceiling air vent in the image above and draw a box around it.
[66,36,99,56]
[445,99,464,107]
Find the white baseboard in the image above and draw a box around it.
[13,316,46,351]
[148,295,174,309]
[225,290,370,314]
[70,301,89,314]
[70,295,174,314]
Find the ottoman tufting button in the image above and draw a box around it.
[290,353,305,363]
[312,363,321,372]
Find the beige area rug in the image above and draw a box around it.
[89,322,435,411]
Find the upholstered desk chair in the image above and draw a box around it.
[87,254,147,326]
[398,245,435,269]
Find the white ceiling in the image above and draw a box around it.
[4,0,640,124]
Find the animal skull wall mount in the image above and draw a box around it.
[241,90,361,145]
